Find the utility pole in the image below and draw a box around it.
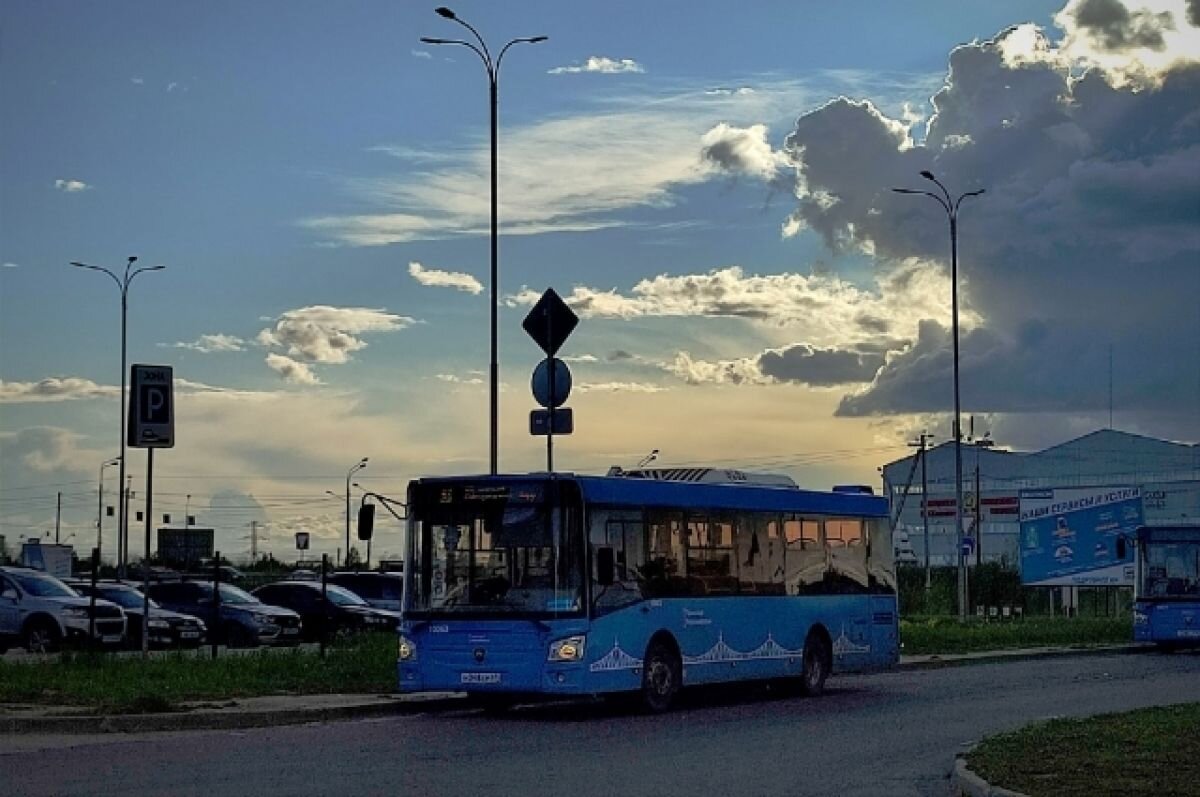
[55,492,62,544]
[909,432,933,592]
[250,521,258,562]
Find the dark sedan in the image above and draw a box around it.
[69,581,206,649]
[252,581,400,641]
[147,580,302,648]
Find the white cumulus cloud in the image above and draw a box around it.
[408,262,483,294]
[54,179,90,193]
[549,56,645,75]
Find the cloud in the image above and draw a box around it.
[435,373,485,385]
[759,17,1199,423]
[131,77,144,85]
[54,179,90,193]
[411,49,432,59]
[507,260,968,350]
[257,306,415,366]
[265,354,321,385]
[664,352,769,386]
[576,381,666,393]
[700,123,790,182]
[758,344,888,386]
[1189,0,1200,26]
[2,262,18,269]
[408,261,483,294]
[166,333,246,353]
[3,427,101,474]
[0,377,117,403]
[1068,0,1174,51]
[549,57,645,75]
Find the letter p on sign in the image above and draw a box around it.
[128,364,175,448]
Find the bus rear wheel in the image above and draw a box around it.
[641,639,681,713]
[799,632,830,697]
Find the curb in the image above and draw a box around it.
[898,643,1147,671]
[0,694,467,735]
[951,756,1029,797]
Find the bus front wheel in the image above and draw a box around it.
[799,631,830,697]
[641,639,681,713]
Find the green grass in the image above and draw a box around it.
[900,615,1131,655]
[0,634,396,713]
[968,703,1200,797]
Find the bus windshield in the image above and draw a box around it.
[1142,541,1200,598]
[409,479,584,617]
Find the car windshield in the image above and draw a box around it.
[9,571,78,598]
[98,587,159,610]
[324,585,368,606]
[217,584,259,605]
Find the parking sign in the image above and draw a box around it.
[128,364,175,448]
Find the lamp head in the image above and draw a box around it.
[128,256,138,263]
[420,36,449,44]
[529,36,548,43]
[920,170,936,181]
[891,187,919,194]
[435,6,456,19]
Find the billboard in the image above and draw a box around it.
[157,527,214,568]
[20,542,74,578]
[1019,486,1143,586]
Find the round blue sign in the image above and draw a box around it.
[531,358,572,408]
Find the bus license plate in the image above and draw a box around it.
[461,672,501,684]
[180,630,200,639]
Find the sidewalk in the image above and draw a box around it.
[0,643,1148,736]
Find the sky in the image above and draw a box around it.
[2,0,1198,564]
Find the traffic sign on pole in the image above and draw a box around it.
[128,364,174,448]
[530,408,574,435]
[532,358,572,408]
[522,288,578,356]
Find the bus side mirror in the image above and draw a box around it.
[1116,536,1127,560]
[596,547,615,587]
[358,504,375,541]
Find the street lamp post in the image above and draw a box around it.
[72,256,165,579]
[893,172,984,622]
[421,7,547,475]
[345,458,368,567]
[96,456,120,559]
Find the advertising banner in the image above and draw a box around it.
[1019,486,1143,586]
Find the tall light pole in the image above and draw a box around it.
[72,256,165,579]
[421,7,547,475]
[96,456,120,558]
[346,458,368,567]
[893,172,984,622]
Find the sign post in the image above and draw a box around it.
[128,364,175,657]
[522,289,579,473]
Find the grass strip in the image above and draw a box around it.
[968,703,1200,797]
[900,616,1131,655]
[0,633,395,713]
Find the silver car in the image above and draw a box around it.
[0,566,126,653]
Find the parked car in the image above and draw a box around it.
[0,566,126,653]
[326,572,404,612]
[68,580,206,649]
[145,580,300,648]
[252,581,400,641]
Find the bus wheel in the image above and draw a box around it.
[641,639,681,713]
[799,632,830,697]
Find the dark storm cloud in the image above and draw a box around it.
[779,24,1199,421]
[758,344,887,386]
[1071,0,1174,50]
[1188,0,1200,26]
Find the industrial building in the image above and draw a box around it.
[881,429,1200,568]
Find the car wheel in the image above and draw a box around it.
[641,638,681,713]
[24,618,61,654]
[799,631,830,697]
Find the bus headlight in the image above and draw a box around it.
[548,635,586,662]
[397,635,417,661]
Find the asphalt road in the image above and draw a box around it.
[4,650,1199,797]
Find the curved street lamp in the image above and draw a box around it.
[421,6,547,475]
[345,458,368,566]
[72,256,165,578]
[892,171,984,622]
[97,456,121,558]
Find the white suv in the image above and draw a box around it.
[0,566,126,653]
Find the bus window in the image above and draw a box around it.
[642,511,687,597]
[826,518,868,589]
[865,518,896,591]
[737,513,784,594]
[686,515,736,595]
[784,515,825,593]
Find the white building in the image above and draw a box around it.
[881,429,1200,568]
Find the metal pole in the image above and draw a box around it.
[118,285,128,579]
[921,434,931,592]
[96,464,105,556]
[489,75,499,475]
[950,212,966,621]
[211,552,220,659]
[88,548,99,647]
[345,474,351,567]
[142,448,153,657]
[123,477,132,573]
[319,553,328,657]
[55,492,61,544]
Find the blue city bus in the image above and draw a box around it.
[1133,525,1200,650]
[388,469,898,711]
